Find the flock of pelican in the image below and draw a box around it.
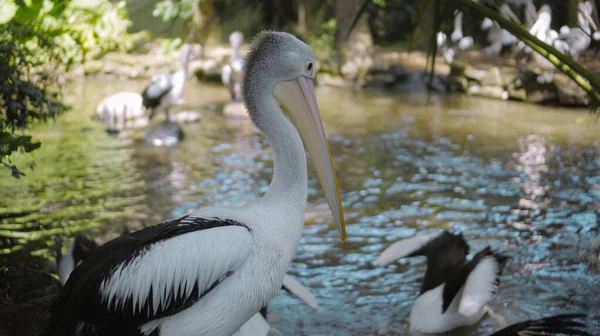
[437,0,600,78]
[47,31,594,336]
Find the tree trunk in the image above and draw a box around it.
[335,0,373,84]
[298,0,306,33]
[569,0,579,27]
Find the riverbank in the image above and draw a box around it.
[68,40,598,108]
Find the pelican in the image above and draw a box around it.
[56,233,99,285]
[378,231,509,333]
[481,4,520,61]
[487,314,591,336]
[221,31,245,102]
[437,11,474,64]
[44,31,346,336]
[142,44,194,121]
[95,92,147,133]
[559,1,598,60]
[235,274,318,336]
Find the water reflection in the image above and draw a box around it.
[0,79,598,334]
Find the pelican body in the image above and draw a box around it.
[45,32,346,336]
[437,11,474,64]
[235,274,318,336]
[221,31,245,102]
[559,1,598,60]
[56,233,99,285]
[142,44,194,121]
[378,231,509,334]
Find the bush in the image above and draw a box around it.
[0,0,135,178]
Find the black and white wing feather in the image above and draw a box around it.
[142,74,174,108]
[377,231,444,266]
[441,247,508,314]
[46,214,253,336]
[488,314,591,336]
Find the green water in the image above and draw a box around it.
[0,77,599,334]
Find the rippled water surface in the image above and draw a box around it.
[1,78,599,335]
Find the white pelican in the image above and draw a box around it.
[480,4,520,60]
[235,274,318,336]
[142,44,194,121]
[439,11,474,64]
[44,31,346,336]
[221,31,245,102]
[559,1,598,60]
[378,231,591,335]
[378,231,509,334]
[95,92,147,133]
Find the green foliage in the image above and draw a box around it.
[0,0,135,178]
[153,0,195,22]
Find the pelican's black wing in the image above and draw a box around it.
[45,214,253,336]
[488,314,591,336]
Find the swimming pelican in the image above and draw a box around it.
[559,1,598,60]
[378,231,509,334]
[235,274,318,336]
[44,31,346,336]
[142,44,194,121]
[95,92,147,133]
[221,31,245,102]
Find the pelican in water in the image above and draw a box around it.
[45,31,345,336]
[221,31,245,102]
[559,1,598,60]
[378,231,591,335]
[378,231,509,333]
[142,44,194,121]
[235,274,318,336]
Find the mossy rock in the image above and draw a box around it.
[446,76,469,92]
[554,74,590,106]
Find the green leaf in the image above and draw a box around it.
[0,0,18,24]
[14,0,43,24]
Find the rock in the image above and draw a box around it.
[83,60,105,76]
[446,76,469,92]
[468,85,509,100]
[0,266,62,336]
[191,59,223,83]
[481,67,503,87]
[171,111,202,123]
[144,121,185,146]
[223,102,248,118]
[507,87,527,101]
[554,74,590,106]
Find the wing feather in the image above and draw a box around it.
[377,231,443,266]
[46,215,253,336]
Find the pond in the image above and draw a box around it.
[1,77,599,335]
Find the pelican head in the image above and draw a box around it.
[243,31,346,239]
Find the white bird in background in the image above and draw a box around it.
[481,4,520,61]
[44,31,346,336]
[142,44,194,121]
[437,11,473,64]
[378,231,509,334]
[378,231,591,336]
[559,0,599,60]
[235,274,318,336]
[94,91,147,133]
[221,31,245,102]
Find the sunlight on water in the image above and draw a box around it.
[0,79,598,334]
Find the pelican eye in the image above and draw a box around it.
[305,61,313,73]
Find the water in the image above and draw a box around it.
[1,78,599,335]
